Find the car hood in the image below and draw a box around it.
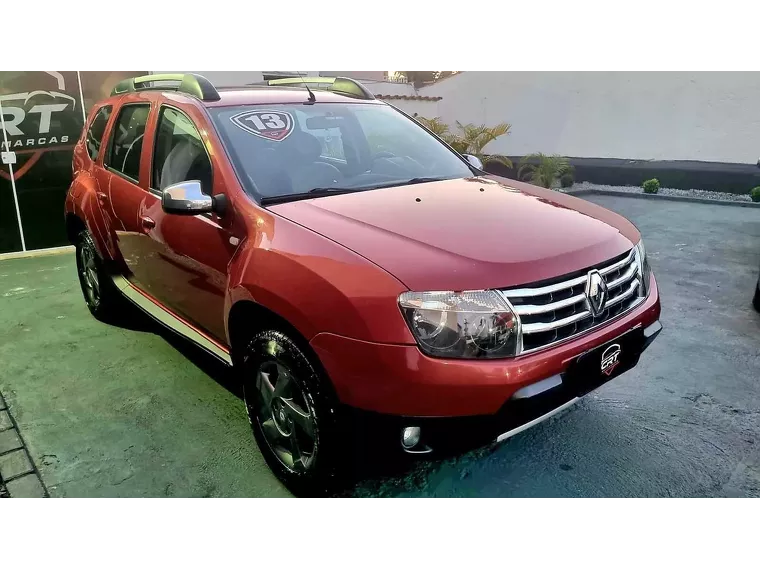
[268,176,640,292]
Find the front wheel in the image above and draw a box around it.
[240,329,342,496]
[753,273,760,312]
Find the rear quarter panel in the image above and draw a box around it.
[66,102,121,261]
[66,170,115,260]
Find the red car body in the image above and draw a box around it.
[65,80,661,442]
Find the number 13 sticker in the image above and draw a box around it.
[230,110,294,141]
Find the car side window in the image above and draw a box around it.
[85,106,112,161]
[152,107,213,195]
[105,104,150,182]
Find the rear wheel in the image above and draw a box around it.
[753,272,760,312]
[240,329,342,496]
[75,230,125,322]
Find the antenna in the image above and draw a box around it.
[296,70,316,104]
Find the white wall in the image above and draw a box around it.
[152,63,320,87]
[152,63,262,86]
[382,99,440,118]
[422,72,760,164]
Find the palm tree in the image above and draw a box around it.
[415,116,450,137]
[414,115,512,168]
[414,117,513,168]
[450,121,513,168]
[517,153,573,189]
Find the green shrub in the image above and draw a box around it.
[642,178,660,194]
[750,187,760,202]
[560,172,575,188]
[517,153,572,189]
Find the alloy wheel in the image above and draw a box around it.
[253,360,318,473]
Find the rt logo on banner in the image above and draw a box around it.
[0,90,77,151]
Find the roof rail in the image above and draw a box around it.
[266,76,375,100]
[111,73,221,101]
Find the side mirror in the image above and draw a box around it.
[162,181,213,215]
[463,154,484,170]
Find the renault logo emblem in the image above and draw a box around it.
[585,270,608,316]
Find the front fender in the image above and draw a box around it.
[225,222,415,346]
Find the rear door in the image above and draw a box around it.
[102,101,153,286]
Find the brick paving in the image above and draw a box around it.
[0,391,48,498]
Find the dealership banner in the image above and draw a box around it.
[0,71,145,253]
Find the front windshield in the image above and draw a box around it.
[209,102,474,201]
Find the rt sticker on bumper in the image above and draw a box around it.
[230,110,294,142]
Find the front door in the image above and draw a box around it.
[136,105,235,342]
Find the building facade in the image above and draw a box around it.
[5,70,756,254]
[0,70,444,254]
[1,71,146,254]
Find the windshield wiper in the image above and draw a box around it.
[404,176,451,184]
[308,187,350,193]
[354,176,453,192]
[260,178,453,206]
[260,187,358,206]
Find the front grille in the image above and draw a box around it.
[498,249,644,354]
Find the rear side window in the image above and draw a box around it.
[106,104,150,181]
[85,106,112,160]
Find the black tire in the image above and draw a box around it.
[753,274,760,313]
[240,329,342,496]
[75,229,125,323]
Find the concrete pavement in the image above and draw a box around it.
[1,194,759,497]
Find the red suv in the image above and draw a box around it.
[65,74,661,494]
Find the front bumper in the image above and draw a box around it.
[342,320,662,453]
[311,273,661,418]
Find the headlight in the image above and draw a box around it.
[398,290,519,359]
[634,239,652,296]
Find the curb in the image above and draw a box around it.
[565,189,760,208]
[0,245,74,262]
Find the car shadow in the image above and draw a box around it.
[111,308,439,495]
[114,307,242,398]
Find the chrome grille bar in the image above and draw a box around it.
[499,248,644,354]
[504,249,635,298]
[520,279,640,334]
[514,292,586,316]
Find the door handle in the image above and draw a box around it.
[141,216,156,230]
[96,191,108,203]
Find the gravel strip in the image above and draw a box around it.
[566,182,754,203]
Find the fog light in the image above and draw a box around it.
[401,426,421,449]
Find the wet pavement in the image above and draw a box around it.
[1,194,759,497]
[0,253,288,498]
[352,195,760,497]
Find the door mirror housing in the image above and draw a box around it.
[162,181,214,215]
[463,154,484,170]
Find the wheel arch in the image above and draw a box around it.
[226,298,340,402]
[227,299,313,364]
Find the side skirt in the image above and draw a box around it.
[111,274,233,366]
